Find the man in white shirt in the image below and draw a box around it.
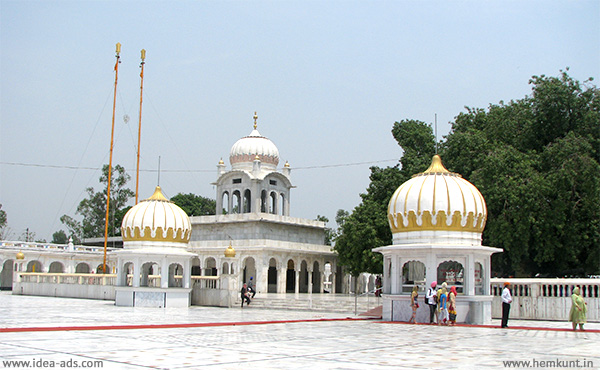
[501,282,513,328]
[426,282,438,324]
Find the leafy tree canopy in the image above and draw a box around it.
[170,193,216,216]
[335,70,599,277]
[61,164,135,241]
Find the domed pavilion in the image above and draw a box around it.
[373,155,502,324]
[112,186,197,307]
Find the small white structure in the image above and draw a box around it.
[113,186,197,307]
[374,155,502,324]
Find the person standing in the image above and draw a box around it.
[409,286,419,324]
[426,282,437,324]
[569,287,587,331]
[501,282,512,328]
[448,286,457,326]
[241,283,251,307]
[438,286,448,325]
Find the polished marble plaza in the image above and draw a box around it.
[0,292,598,370]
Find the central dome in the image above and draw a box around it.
[387,155,487,245]
[229,113,279,171]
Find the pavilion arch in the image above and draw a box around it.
[267,257,278,293]
[286,259,296,293]
[1,260,14,290]
[204,257,217,276]
[75,262,91,273]
[280,194,285,215]
[221,191,230,214]
[122,262,134,286]
[299,260,309,293]
[140,261,160,287]
[222,261,230,275]
[168,263,183,287]
[261,190,267,213]
[269,191,278,214]
[27,260,42,273]
[243,189,251,213]
[242,257,256,284]
[474,261,484,295]
[191,257,201,276]
[312,261,320,293]
[367,274,376,293]
[437,260,464,294]
[232,191,241,214]
[402,260,426,294]
[48,262,64,273]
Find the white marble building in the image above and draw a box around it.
[187,114,342,295]
[374,155,502,324]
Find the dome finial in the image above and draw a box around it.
[423,155,450,174]
[253,111,258,130]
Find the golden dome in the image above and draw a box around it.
[121,186,191,244]
[224,243,236,258]
[388,155,487,245]
[16,251,24,260]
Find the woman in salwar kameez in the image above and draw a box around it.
[569,287,587,331]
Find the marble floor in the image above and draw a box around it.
[0,292,598,369]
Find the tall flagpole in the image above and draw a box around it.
[103,42,121,274]
[135,49,146,204]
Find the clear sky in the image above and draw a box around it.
[1,0,599,241]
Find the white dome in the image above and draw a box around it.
[121,186,191,245]
[230,128,279,170]
[387,155,487,245]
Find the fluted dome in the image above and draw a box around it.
[387,155,487,245]
[121,186,191,245]
[230,122,279,171]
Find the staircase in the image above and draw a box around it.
[236,293,382,316]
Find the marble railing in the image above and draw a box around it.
[19,272,116,285]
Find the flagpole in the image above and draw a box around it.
[103,42,121,274]
[135,49,146,204]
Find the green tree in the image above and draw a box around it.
[334,120,435,278]
[0,204,8,239]
[61,164,135,239]
[170,193,216,216]
[52,230,68,244]
[316,215,333,246]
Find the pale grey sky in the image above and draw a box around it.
[1,1,599,241]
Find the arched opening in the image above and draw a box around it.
[49,261,64,273]
[269,192,277,214]
[261,190,267,213]
[75,262,90,273]
[367,274,375,293]
[140,262,158,287]
[299,260,309,293]
[96,264,110,273]
[402,260,426,294]
[323,262,332,293]
[123,262,134,286]
[221,191,230,214]
[286,259,295,293]
[1,260,14,290]
[205,257,217,276]
[232,190,241,214]
[437,260,464,294]
[243,257,256,284]
[312,261,320,293]
[26,260,42,272]
[243,189,251,213]
[280,193,285,215]
[267,258,277,293]
[191,257,201,276]
[474,262,484,295]
[222,261,229,275]
[168,263,183,287]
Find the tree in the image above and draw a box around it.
[0,204,8,239]
[335,70,599,278]
[334,120,435,277]
[52,230,68,244]
[316,215,333,246]
[61,164,135,239]
[170,193,216,216]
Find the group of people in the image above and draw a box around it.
[240,276,256,307]
[409,281,457,325]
